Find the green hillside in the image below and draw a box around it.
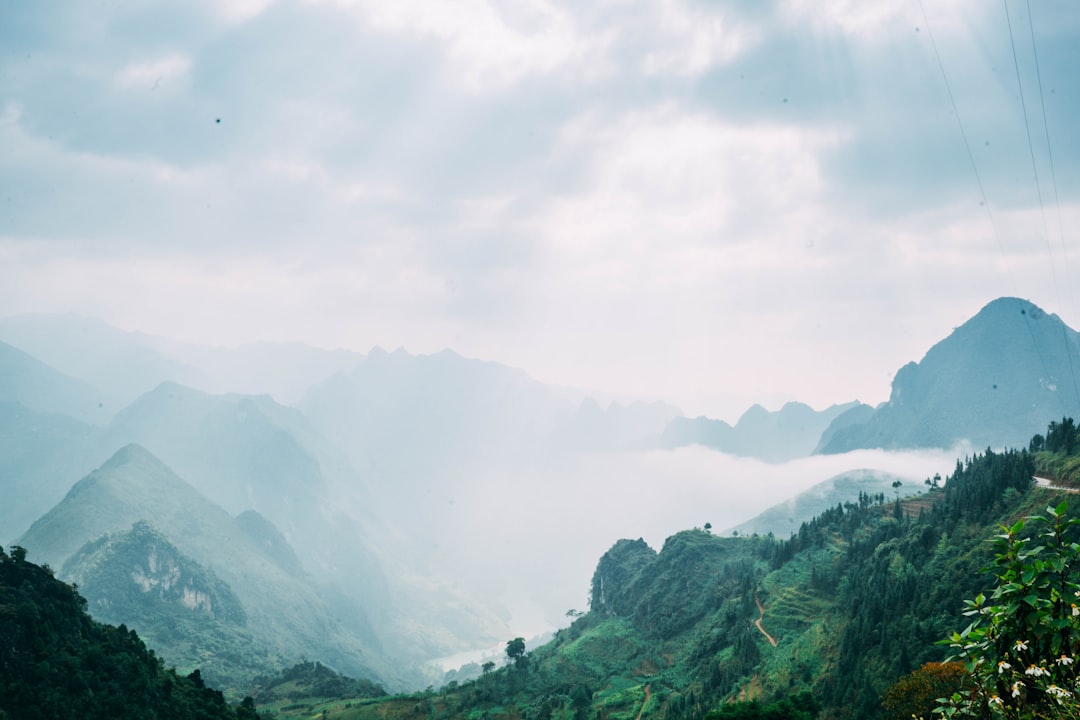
[268,420,1080,720]
[17,444,401,691]
[61,521,285,693]
[0,544,259,720]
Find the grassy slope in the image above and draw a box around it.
[1035,449,1080,484]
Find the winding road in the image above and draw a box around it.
[754,593,778,647]
[1034,476,1079,493]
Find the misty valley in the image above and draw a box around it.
[4,297,1080,719]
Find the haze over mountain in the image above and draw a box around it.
[17,444,405,687]
[6,297,1076,692]
[0,307,972,653]
[0,401,96,540]
[0,313,364,412]
[90,382,510,667]
[61,520,280,691]
[660,401,861,462]
[727,468,920,538]
[819,297,1080,453]
[0,339,109,425]
[0,314,207,416]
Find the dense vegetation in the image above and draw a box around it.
[1031,417,1080,483]
[249,660,387,715]
[0,544,261,720]
[7,415,1079,719]
[61,520,285,695]
[263,418,1080,720]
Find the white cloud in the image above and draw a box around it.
[535,104,841,292]
[260,155,409,204]
[114,53,192,92]
[309,0,613,92]
[780,0,978,39]
[213,0,276,24]
[641,0,758,76]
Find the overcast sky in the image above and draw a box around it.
[2,0,1079,420]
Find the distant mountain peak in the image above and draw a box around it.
[818,296,1080,452]
[99,443,165,472]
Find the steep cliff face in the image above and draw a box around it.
[57,520,283,691]
[63,520,247,626]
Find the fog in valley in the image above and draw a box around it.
[431,446,957,640]
[3,0,1080,694]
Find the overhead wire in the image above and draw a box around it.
[1002,0,1059,307]
[1003,0,1080,410]
[1022,0,1080,410]
[914,0,1055,395]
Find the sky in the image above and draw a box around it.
[2,0,1080,421]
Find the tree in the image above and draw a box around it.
[505,637,526,667]
[481,661,495,675]
[881,662,968,720]
[236,697,260,720]
[941,502,1080,719]
[1045,418,1078,455]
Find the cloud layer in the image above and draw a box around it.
[2,0,1079,417]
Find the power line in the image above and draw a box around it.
[915,0,1055,395]
[1002,0,1060,308]
[1004,0,1080,410]
[1025,0,1076,320]
[915,1,1004,263]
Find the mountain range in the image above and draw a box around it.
[4,296,1080,702]
[660,401,861,462]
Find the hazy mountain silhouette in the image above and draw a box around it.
[0,313,363,411]
[818,297,1080,452]
[99,382,509,666]
[168,341,364,403]
[0,314,207,414]
[17,444,401,686]
[0,339,110,424]
[0,402,97,541]
[301,347,570,478]
[660,401,860,462]
[812,402,875,454]
[554,398,682,452]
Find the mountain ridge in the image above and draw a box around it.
[16,444,400,689]
[819,297,1080,452]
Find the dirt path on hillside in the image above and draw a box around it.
[635,684,651,720]
[754,593,778,647]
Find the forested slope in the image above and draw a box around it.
[282,420,1079,720]
[0,544,259,720]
